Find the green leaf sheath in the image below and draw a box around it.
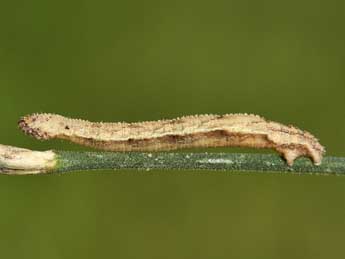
[54,152,345,175]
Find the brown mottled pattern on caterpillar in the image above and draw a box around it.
[18,113,325,166]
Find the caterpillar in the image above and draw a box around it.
[18,113,325,166]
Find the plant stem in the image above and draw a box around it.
[54,151,345,175]
[1,144,344,175]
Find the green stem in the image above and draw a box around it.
[54,151,345,175]
[1,143,344,175]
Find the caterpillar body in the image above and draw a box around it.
[18,113,325,166]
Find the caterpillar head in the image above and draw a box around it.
[18,113,66,140]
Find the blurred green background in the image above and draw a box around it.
[1,0,345,258]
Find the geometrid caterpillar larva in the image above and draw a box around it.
[19,113,325,166]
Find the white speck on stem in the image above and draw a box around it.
[198,158,234,164]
